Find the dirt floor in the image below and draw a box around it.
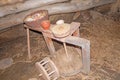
[0,7,120,80]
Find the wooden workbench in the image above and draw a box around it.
[24,22,90,74]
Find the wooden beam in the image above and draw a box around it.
[0,0,116,30]
[110,0,120,13]
[0,0,69,17]
[0,0,26,6]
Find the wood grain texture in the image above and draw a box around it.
[0,0,69,17]
[0,0,26,6]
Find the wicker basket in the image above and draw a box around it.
[24,10,48,28]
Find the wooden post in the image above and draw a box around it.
[27,28,31,59]
[43,33,55,55]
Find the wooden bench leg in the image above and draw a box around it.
[27,28,31,59]
[73,29,90,74]
[43,34,55,55]
[81,43,90,74]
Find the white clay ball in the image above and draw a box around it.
[56,20,64,25]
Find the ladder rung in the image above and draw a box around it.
[40,59,45,64]
[48,71,55,76]
[41,61,49,66]
[45,68,50,72]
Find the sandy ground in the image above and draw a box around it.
[0,10,120,80]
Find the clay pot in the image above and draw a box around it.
[40,20,50,30]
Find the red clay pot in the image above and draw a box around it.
[40,20,50,30]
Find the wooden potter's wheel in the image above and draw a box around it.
[50,46,82,76]
[51,23,70,38]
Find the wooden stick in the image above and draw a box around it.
[63,42,69,58]
[27,28,31,59]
